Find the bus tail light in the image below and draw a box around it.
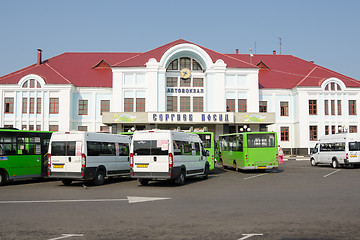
[48,154,51,176]
[169,153,173,168]
[81,154,86,177]
[346,153,349,159]
[130,153,134,168]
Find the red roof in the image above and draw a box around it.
[226,54,360,89]
[0,52,139,87]
[0,40,359,89]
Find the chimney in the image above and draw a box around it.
[37,49,42,66]
[236,49,239,54]
[273,50,276,55]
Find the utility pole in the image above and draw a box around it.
[279,37,282,55]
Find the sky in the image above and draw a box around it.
[1,0,360,80]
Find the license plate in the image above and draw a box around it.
[53,165,64,168]
[136,164,148,168]
[350,155,357,158]
[258,166,266,169]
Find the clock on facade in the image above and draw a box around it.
[180,68,191,79]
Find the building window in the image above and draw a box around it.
[180,78,191,87]
[349,100,356,115]
[180,57,191,69]
[238,99,247,112]
[331,125,336,134]
[166,77,177,87]
[29,98,35,114]
[325,82,341,91]
[36,125,41,131]
[37,98,41,114]
[29,125,34,131]
[193,97,203,112]
[324,100,329,115]
[331,100,335,115]
[337,100,342,115]
[193,78,203,87]
[78,100,88,115]
[124,98,134,112]
[49,125,59,132]
[349,125,357,133]
[167,59,178,70]
[309,126,318,141]
[22,98,28,114]
[180,97,190,112]
[101,100,110,115]
[192,60,202,70]
[100,126,110,133]
[136,98,145,112]
[309,100,317,115]
[325,126,329,135]
[4,97,14,114]
[280,101,289,116]
[49,98,59,114]
[167,96,177,112]
[281,127,289,141]
[259,101,267,113]
[78,126,88,131]
[226,99,235,112]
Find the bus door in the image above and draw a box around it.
[133,132,169,173]
[311,143,320,163]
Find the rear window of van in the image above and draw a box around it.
[133,140,168,155]
[51,141,76,156]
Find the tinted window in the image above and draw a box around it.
[51,141,76,156]
[133,140,168,156]
[349,142,360,151]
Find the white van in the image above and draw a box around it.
[130,130,209,185]
[48,131,131,185]
[310,133,360,168]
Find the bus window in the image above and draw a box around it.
[247,133,275,148]
[51,141,76,156]
[349,142,360,151]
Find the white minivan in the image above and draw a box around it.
[48,131,131,185]
[130,130,209,185]
[310,133,360,168]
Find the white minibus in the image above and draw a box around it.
[48,131,131,185]
[130,130,209,185]
[310,133,360,168]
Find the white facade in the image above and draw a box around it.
[1,41,359,155]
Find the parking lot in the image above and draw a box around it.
[0,160,360,240]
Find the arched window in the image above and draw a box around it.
[324,82,341,91]
[167,57,203,71]
[22,79,42,88]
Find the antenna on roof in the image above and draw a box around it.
[278,37,282,55]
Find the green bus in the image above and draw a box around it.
[191,132,216,171]
[219,132,278,171]
[0,129,52,185]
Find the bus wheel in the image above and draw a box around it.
[332,159,339,169]
[0,172,4,185]
[61,179,72,186]
[175,170,185,186]
[93,170,105,186]
[139,178,149,186]
[310,158,317,167]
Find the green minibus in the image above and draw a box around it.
[219,132,278,171]
[0,129,52,185]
